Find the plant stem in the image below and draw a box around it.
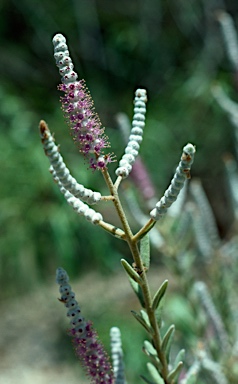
[98,220,126,240]
[101,168,170,383]
[133,218,156,242]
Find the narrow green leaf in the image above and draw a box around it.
[143,340,161,370]
[152,280,168,311]
[140,233,150,269]
[147,362,164,384]
[154,306,163,328]
[129,277,145,307]
[174,349,185,368]
[153,282,168,327]
[131,310,153,334]
[161,324,175,362]
[144,340,157,357]
[167,361,183,381]
[121,258,142,284]
[140,309,151,329]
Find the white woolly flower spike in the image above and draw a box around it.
[190,180,220,248]
[223,155,238,218]
[180,360,201,384]
[216,11,238,72]
[40,120,101,205]
[150,143,196,221]
[110,327,127,384]
[212,84,238,129]
[194,281,229,352]
[198,349,229,384]
[52,33,78,84]
[59,184,103,225]
[189,203,214,260]
[115,89,147,178]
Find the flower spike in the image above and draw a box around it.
[56,268,114,384]
[194,281,229,352]
[216,11,238,72]
[115,89,147,178]
[116,112,156,203]
[110,327,127,384]
[52,33,113,170]
[59,183,103,225]
[52,33,78,84]
[39,120,102,205]
[150,143,196,221]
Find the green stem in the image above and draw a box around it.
[98,220,126,240]
[101,168,170,383]
[133,218,156,242]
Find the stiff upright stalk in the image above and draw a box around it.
[101,167,170,383]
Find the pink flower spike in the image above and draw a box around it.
[59,81,113,170]
[53,33,115,170]
[56,267,114,384]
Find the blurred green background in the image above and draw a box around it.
[1,0,238,382]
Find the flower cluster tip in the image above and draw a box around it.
[115,88,147,178]
[56,267,114,384]
[53,33,114,170]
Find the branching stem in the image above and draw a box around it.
[133,218,156,242]
[101,167,170,383]
[98,220,126,240]
[100,195,115,201]
[114,175,123,190]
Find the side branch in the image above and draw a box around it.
[98,221,126,240]
[150,143,196,221]
[39,120,102,205]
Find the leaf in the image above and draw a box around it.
[140,233,150,269]
[143,340,158,357]
[143,340,161,370]
[140,309,151,329]
[121,258,142,284]
[174,349,185,368]
[161,325,175,362]
[153,282,168,327]
[129,277,145,307]
[152,280,168,312]
[131,310,153,334]
[147,362,164,384]
[167,361,183,381]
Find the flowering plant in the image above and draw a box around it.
[40,33,197,384]
[35,7,238,383]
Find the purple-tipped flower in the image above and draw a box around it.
[53,33,113,170]
[59,81,112,170]
[56,267,114,384]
